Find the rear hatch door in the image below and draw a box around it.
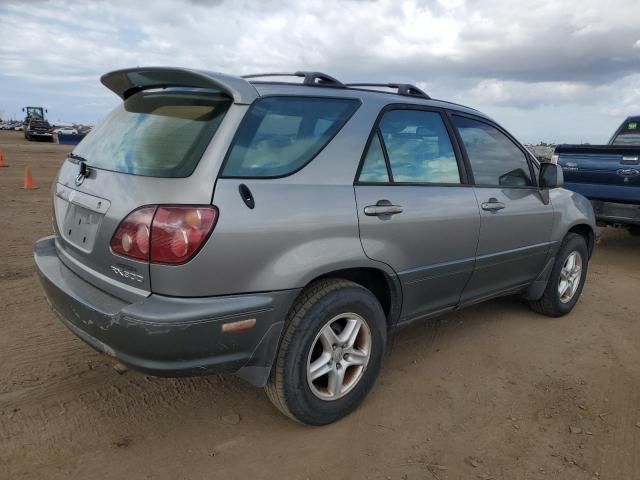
[53,87,241,302]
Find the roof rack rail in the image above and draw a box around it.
[242,71,345,87]
[345,83,431,99]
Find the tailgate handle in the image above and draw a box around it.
[481,198,505,212]
[364,200,403,217]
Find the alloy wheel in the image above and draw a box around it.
[306,313,372,401]
[558,251,583,303]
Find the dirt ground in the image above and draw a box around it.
[0,129,638,480]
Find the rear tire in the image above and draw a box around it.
[265,279,386,425]
[528,233,588,317]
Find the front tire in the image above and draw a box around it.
[528,233,588,317]
[265,279,387,425]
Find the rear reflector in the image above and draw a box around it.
[110,205,218,265]
[221,318,257,333]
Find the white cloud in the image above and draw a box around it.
[1,0,639,141]
[463,79,595,109]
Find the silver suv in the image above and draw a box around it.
[35,67,596,425]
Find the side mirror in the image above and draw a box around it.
[539,163,564,189]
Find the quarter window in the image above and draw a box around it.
[452,116,533,187]
[359,134,390,183]
[223,96,360,178]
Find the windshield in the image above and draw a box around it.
[26,107,44,119]
[611,119,640,145]
[74,90,231,177]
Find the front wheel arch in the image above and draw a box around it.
[528,232,589,317]
[568,223,596,258]
[523,227,593,302]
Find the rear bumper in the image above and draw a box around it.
[34,236,299,386]
[591,200,640,226]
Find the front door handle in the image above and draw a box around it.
[364,200,403,217]
[481,198,505,212]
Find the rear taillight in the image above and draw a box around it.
[150,206,218,264]
[110,206,218,265]
[549,154,559,164]
[110,207,155,261]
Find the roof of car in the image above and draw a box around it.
[250,81,489,120]
[242,71,490,120]
[100,67,490,121]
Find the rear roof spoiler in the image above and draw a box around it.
[100,67,260,104]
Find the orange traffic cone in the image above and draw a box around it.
[21,165,38,190]
[0,150,7,167]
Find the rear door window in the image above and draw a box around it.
[222,97,360,178]
[452,115,533,187]
[358,109,461,184]
[74,90,232,177]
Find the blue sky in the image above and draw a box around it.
[1,0,639,143]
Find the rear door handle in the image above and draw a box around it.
[481,198,505,212]
[364,200,403,217]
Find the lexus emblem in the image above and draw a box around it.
[617,168,640,177]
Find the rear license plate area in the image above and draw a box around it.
[62,204,102,252]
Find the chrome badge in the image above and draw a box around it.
[617,168,639,177]
[563,161,578,171]
[110,265,144,283]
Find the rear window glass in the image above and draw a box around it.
[222,96,360,178]
[612,120,640,145]
[74,90,231,177]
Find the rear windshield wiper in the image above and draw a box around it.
[67,152,88,164]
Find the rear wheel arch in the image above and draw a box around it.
[265,277,388,424]
[297,267,402,328]
[257,268,399,389]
